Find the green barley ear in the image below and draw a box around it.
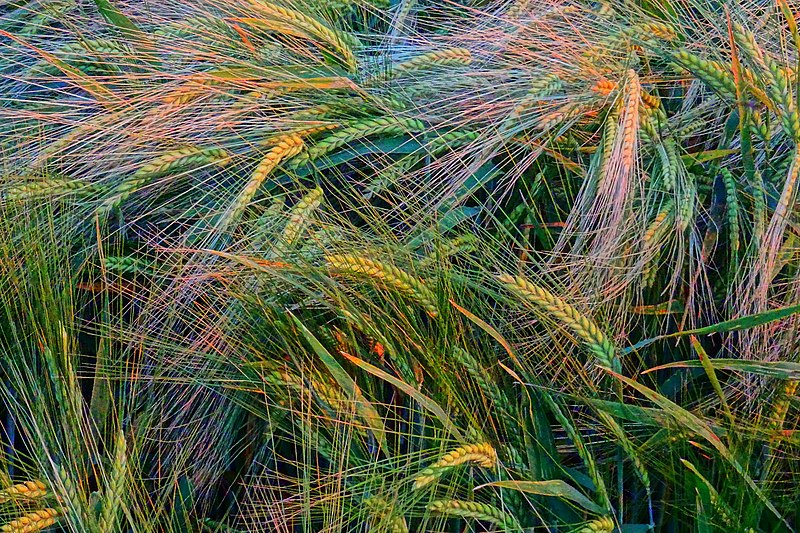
[497,273,616,370]
[325,255,438,317]
[3,177,102,201]
[289,117,425,168]
[427,500,520,531]
[672,50,736,99]
[413,443,496,489]
[363,496,408,533]
[769,379,798,433]
[98,430,127,533]
[221,135,304,233]
[244,2,360,72]
[719,168,740,264]
[387,47,472,78]
[274,186,324,255]
[99,146,230,213]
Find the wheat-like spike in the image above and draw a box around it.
[527,73,562,98]
[3,178,101,201]
[643,199,675,246]
[536,101,596,132]
[326,255,438,317]
[223,135,304,232]
[285,124,340,139]
[104,256,155,275]
[274,186,324,254]
[0,509,62,533]
[291,95,406,121]
[591,78,617,96]
[719,168,740,260]
[413,443,497,489]
[289,117,425,168]
[572,516,615,533]
[98,430,127,533]
[673,50,736,99]
[246,1,359,72]
[364,496,408,533]
[497,273,615,369]
[770,380,798,432]
[732,23,800,140]
[0,481,48,504]
[390,48,472,77]
[676,179,696,233]
[618,70,641,170]
[426,129,480,154]
[597,412,650,493]
[643,250,661,289]
[99,147,230,213]
[751,110,771,141]
[596,111,619,192]
[659,138,680,192]
[29,39,134,75]
[427,500,519,530]
[451,346,515,418]
[418,234,478,267]
[640,90,661,110]
[622,22,677,41]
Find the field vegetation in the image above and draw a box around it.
[2,0,800,531]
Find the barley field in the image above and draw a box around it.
[1,0,800,531]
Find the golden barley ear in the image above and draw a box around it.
[497,273,616,369]
[0,508,63,533]
[0,481,48,504]
[412,443,497,489]
[427,500,520,530]
[326,255,439,317]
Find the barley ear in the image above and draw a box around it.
[497,273,616,369]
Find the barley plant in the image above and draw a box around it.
[3,0,800,531]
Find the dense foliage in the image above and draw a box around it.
[2,0,800,531]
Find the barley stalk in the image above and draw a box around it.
[497,273,616,369]
[0,481,48,504]
[732,23,800,141]
[427,500,519,530]
[413,443,497,489]
[418,234,478,267]
[326,255,438,317]
[1,509,62,533]
[289,117,425,168]
[99,146,230,213]
[622,22,677,41]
